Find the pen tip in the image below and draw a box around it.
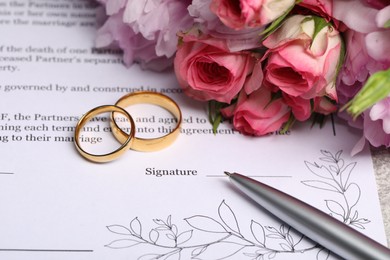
[224,171,231,176]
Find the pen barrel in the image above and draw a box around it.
[229,173,390,260]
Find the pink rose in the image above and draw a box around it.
[221,87,291,136]
[174,29,255,103]
[188,0,265,52]
[282,94,312,121]
[210,0,295,30]
[262,15,342,100]
[313,96,337,115]
[297,0,334,22]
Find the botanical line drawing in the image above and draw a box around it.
[105,200,326,260]
[302,150,370,229]
[105,150,367,259]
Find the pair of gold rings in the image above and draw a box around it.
[74,91,182,163]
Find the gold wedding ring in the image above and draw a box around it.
[74,105,135,163]
[112,91,182,152]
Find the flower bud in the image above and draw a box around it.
[342,68,390,119]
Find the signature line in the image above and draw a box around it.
[207,175,292,178]
[0,248,93,252]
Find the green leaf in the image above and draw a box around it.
[280,113,295,133]
[335,33,346,80]
[341,68,390,119]
[208,100,227,134]
[311,16,330,41]
[212,113,223,134]
[261,1,300,40]
[384,19,390,29]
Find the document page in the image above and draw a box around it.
[0,1,387,259]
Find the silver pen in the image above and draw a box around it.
[224,171,390,260]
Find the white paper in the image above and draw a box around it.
[0,1,387,259]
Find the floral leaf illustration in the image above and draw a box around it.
[301,180,340,192]
[243,252,258,258]
[351,223,366,229]
[316,247,331,260]
[279,243,292,251]
[335,150,342,160]
[138,253,161,260]
[153,218,166,226]
[329,165,339,174]
[279,224,287,235]
[351,210,359,221]
[344,183,361,208]
[285,232,294,246]
[171,224,178,235]
[106,198,368,258]
[149,229,159,244]
[130,217,142,236]
[265,226,279,233]
[177,230,193,245]
[304,161,332,179]
[325,200,345,219]
[340,162,357,189]
[337,158,345,170]
[164,251,181,260]
[265,226,284,239]
[193,241,245,259]
[351,218,370,229]
[302,150,371,233]
[166,233,176,240]
[320,150,333,157]
[105,239,143,249]
[250,220,266,246]
[184,215,227,233]
[254,246,273,255]
[268,251,277,259]
[293,234,305,247]
[106,225,132,235]
[191,245,207,258]
[155,226,169,231]
[355,218,370,224]
[218,200,241,234]
[320,157,336,163]
[266,234,284,239]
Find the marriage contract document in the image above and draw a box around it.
[0,1,388,259]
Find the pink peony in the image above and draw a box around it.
[334,0,390,151]
[210,0,296,29]
[188,0,265,52]
[174,29,256,103]
[355,99,390,154]
[221,87,291,135]
[262,15,342,100]
[95,0,193,71]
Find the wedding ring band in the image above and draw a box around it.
[112,91,182,152]
[74,105,135,162]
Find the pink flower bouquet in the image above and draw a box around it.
[95,0,390,154]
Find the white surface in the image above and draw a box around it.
[0,1,388,259]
